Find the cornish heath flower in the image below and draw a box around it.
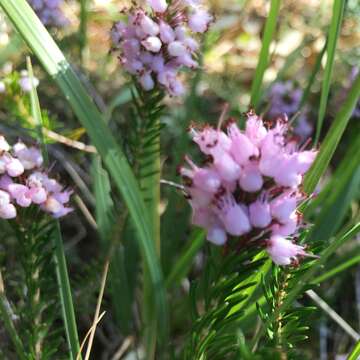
[28,0,68,28]
[111,0,213,96]
[179,111,317,265]
[0,135,73,219]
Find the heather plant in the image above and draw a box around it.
[0,0,359,359]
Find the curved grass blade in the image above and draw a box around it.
[314,0,345,144]
[348,338,360,360]
[27,57,81,359]
[165,229,205,288]
[0,0,168,339]
[250,0,281,108]
[303,72,360,194]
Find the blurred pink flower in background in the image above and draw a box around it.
[111,0,213,96]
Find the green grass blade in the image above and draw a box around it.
[303,72,360,194]
[305,141,360,245]
[299,39,327,110]
[53,224,82,360]
[250,0,281,108]
[348,338,360,360]
[165,229,205,288]
[312,252,360,285]
[314,0,345,144]
[27,57,81,359]
[0,0,168,338]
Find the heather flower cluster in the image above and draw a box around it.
[28,0,68,28]
[179,111,317,265]
[0,135,73,219]
[266,81,313,141]
[111,0,213,96]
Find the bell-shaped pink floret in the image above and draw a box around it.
[168,41,187,57]
[140,72,155,91]
[147,0,168,13]
[294,150,317,174]
[4,156,24,177]
[140,14,160,36]
[245,114,267,146]
[8,184,32,207]
[270,191,298,223]
[215,194,251,236]
[0,189,16,219]
[213,151,241,183]
[188,9,213,33]
[191,127,231,155]
[13,142,43,170]
[28,186,47,204]
[239,162,263,192]
[181,157,221,192]
[175,54,198,68]
[259,132,284,178]
[274,154,302,188]
[0,175,13,191]
[266,235,306,265]
[228,123,258,166]
[207,225,227,245]
[183,37,199,51]
[249,199,271,228]
[0,136,10,152]
[0,204,16,219]
[159,21,175,43]
[142,36,162,52]
[271,212,298,236]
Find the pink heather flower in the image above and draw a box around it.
[27,186,47,204]
[270,191,298,224]
[0,135,73,220]
[159,21,175,43]
[141,36,162,52]
[147,0,168,13]
[0,136,10,152]
[214,194,251,236]
[139,14,160,36]
[271,212,298,237]
[140,72,155,91]
[180,157,221,193]
[4,155,24,177]
[188,8,213,33]
[13,142,43,170]
[249,198,271,228]
[111,0,212,95]
[266,235,307,265]
[0,189,16,219]
[18,70,39,93]
[8,184,32,207]
[180,111,317,265]
[239,162,263,192]
[207,225,227,245]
